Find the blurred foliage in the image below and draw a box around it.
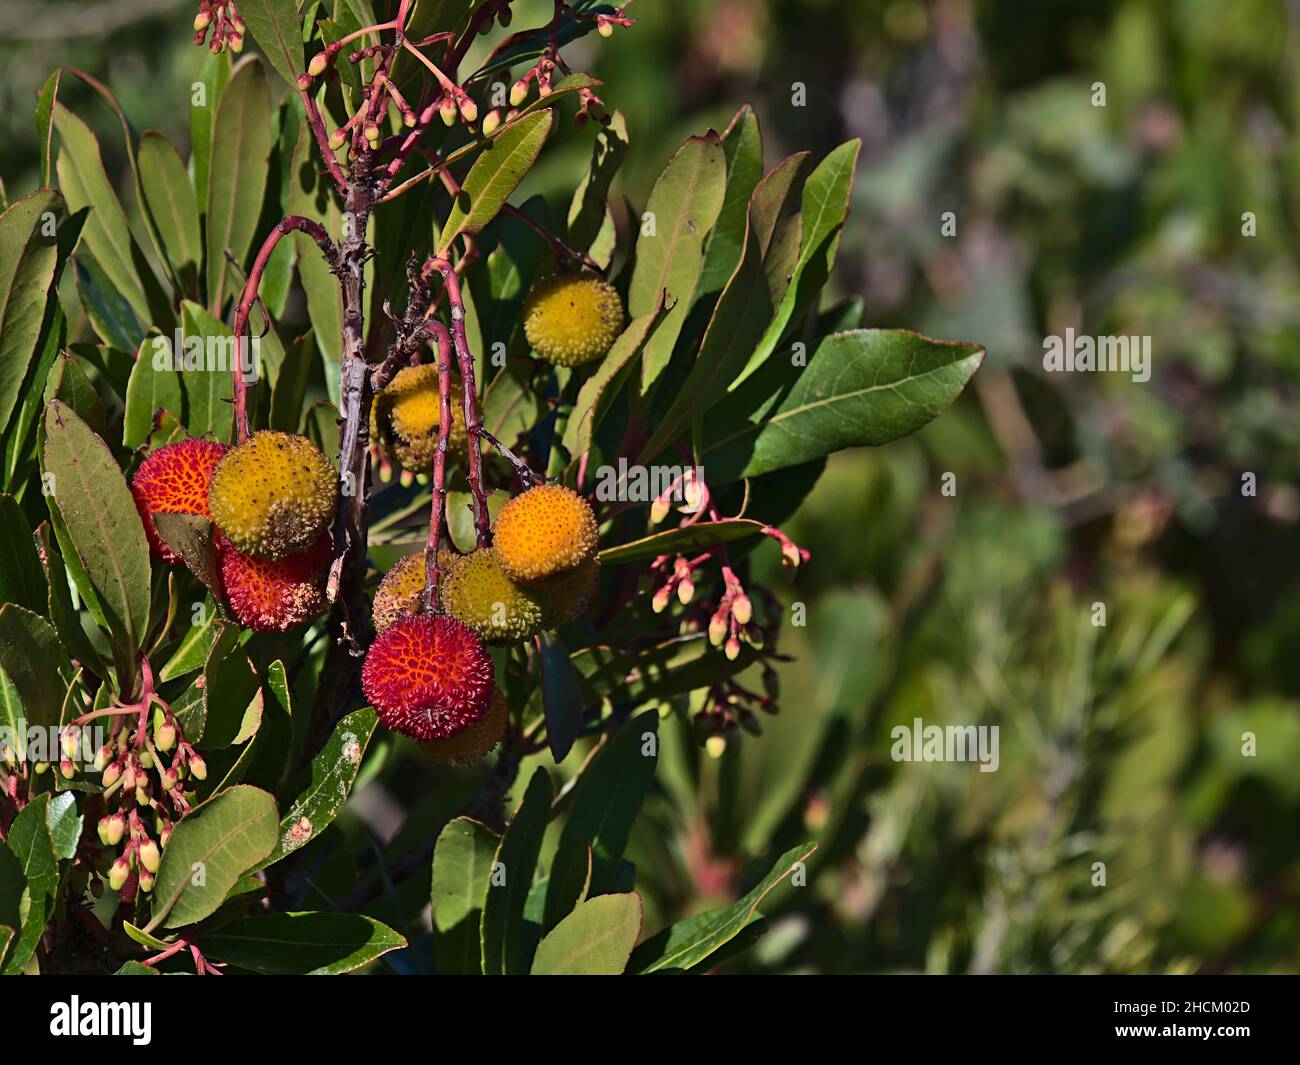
[4,0,1298,973]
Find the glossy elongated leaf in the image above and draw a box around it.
[158,596,220,682]
[206,58,272,312]
[629,132,727,391]
[0,493,46,614]
[43,401,151,657]
[0,189,62,432]
[531,892,643,975]
[33,524,103,677]
[638,189,773,463]
[268,328,315,432]
[573,634,760,706]
[562,295,667,461]
[698,105,764,296]
[122,332,184,448]
[286,118,343,398]
[629,843,817,973]
[190,51,232,212]
[539,631,584,763]
[703,329,985,482]
[439,110,553,256]
[731,139,861,388]
[36,71,60,187]
[481,768,552,975]
[431,816,499,975]
[237,0,306,89]
[255,708,378,870]
[52,105,149,328]
[43,355,105,438]
[199,912,406,975]
[599,519,766,565]
[0,670,26,761]
[180,301,238,442]
[138,132,201,277]
[45,792,82,861]
[2,795,61,974]
[543,712,658,932]
[150,785,279,931]
[567,111,629,259]
[153,513,223,601]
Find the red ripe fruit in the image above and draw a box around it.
[218,533,330,633]
[130,439,228,563]
[361,615,494,740]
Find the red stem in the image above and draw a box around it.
[422,319,455,611]
[298,90,349,197]
[231,216,338,442]
[420,257,491,547]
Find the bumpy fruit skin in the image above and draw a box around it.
[218,533,330,633]
[130,439,228,564]
[373,364,468,473]
[537,557,600,629]
[372,548,459,633]
[418,688,508,765]
[208,431,336,560]
[439,548,545,644]
[361,615,494,740]
[493,484,598,582]
[522,271,624,367]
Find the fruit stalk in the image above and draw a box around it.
[423,318,455,611]
[230,217,338,442]
[420,256,491,548]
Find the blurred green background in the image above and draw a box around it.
[4,0,1298,973]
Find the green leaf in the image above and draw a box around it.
[268,328,314,432]
[33,524,104,677]
[0,493,46,613]
[43,400,152,660]
[0,669,27,761]
[628,132,727,391]
[44,355,106,438]
[573,635,760,706]
[531,892,643,975]
[35,71,60,187]
[190,52,232,212]
[702,329,985,481]
[237,0,306,89]
[52,105,150,328]
[629,843,817,973]
[254,707,378,871]
[3,794,61,973]
[561,295,667,461]
[0,189,63,432]
[0,606,75,733]
[179,301,238,442]
[158,596,220,682]
[0,845,25,969]
[599,519,766,565]
[138,132,201,279]
[539,631,583,764]
[543,711,658,932]
[113,961,160,975]
[698,105,764,297]
[481,767,552,975]
[198,912,406,975]
[730,139,861,389]
[206,58,273,312]
[438,110,553,256]
[431,816,499,975]
[150,785,279,931]
[567,111,629,261]
[45,791,82,860]
[122,333,184,448]
[153,514,223,603]
[287,117,343,398]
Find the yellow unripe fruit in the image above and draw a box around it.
[492,484,598,582]
[439,548,545,644]
[372,548,460,633]
[522,271,624,367]
[418,688,507,765]
[537,557,600,629]
[373,364,468,473]
[208,431,337,561]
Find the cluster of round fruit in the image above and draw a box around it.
[131,431,338,633]
[362,483,600,760]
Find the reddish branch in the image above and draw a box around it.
[230,216,338,442]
